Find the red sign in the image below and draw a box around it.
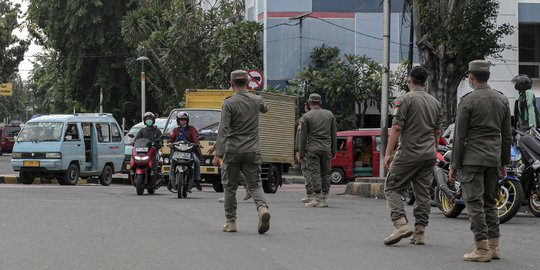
[247,69,264,90]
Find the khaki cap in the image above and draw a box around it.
[468,60,490,72]
[230,70,249,81]
[308,93,322,103]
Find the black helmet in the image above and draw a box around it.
[176,111,189,125]
[143,112,156,126]
[512,74,533,91]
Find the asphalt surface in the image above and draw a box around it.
[0,154,13,175]
[1,183,539,270]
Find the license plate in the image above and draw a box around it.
[23,160,40,167]
[207,167,215,172]
[173,152,191,160]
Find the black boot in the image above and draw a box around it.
[195,181,202,191]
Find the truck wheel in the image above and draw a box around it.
[99,164,113,186]
[263,165,280,194]
[20,171,35,185]
[61,163,80,185]
[209,176,224,193]
[329,168,346,185]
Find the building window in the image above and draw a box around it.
[519,23,540,79]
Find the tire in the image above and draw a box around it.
[136,174,145,195]
[435,187,465,218]
[177,171,183,199]
[329,168,347,185]
[262,165,280,194]
[62,163,80,185]
[19,171,35,185]
[497,179,524,223]
[402,187,415,206]
[99,164,113,186]
[528,190,540,217]
[210,176,224,193]
[147,188,155,195]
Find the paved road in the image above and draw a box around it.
[1,184,539,270]
[0,154,14,175]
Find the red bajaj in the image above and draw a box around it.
[130,138,163,195]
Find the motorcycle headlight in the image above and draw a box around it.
[164,158,170,164]
[134,156,150,161]
[46,152,62,159]
[205,159,212,165]
[12,152,22,159]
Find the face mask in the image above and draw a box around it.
[145,120,153,126]
[468,79,474,89]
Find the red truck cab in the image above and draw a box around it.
[331,129,382,184]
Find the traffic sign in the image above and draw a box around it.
[247,69,264,90]
[0,83,13,96]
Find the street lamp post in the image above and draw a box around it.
[136,56,149,121]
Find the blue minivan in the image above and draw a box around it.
[11,114,125,185]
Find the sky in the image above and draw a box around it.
[13,0,43,81]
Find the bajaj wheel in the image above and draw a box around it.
[497,179,524,223]
[136,174,145,195]
[209,176,224,193]
[19,171,35,185]
[177,172,184,199]
[435,187,464,218]
[99,164,113,186]
[528,191,540,217]
[62,163,80,186]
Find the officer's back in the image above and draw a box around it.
[303,108,335,151]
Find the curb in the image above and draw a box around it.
[0,175,129,185]
[345,178,386,199]
[282,175,305,185]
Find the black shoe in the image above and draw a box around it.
[195,182,202,191]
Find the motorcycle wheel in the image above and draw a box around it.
[435,187,465,218]
[528,190,540,217]
[177,171,183,199]
[497,179,524,223]
[182,185,188,198]
[136,174,145,195]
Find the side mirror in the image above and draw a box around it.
[128,133,135,138]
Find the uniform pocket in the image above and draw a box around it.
[458,166,479,183]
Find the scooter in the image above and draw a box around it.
[169,140,197,199]
[130,137,163,195]
[434,145,524,224]
[514,128,540,217]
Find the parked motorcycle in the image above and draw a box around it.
[129,137,163,195]
[169,140,197,199]
[434,145,524,224]
[514,129,540,217]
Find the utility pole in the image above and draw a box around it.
[407,0,414,72]
[380,0,391,178]
[289,13,312,71]
[136,56,149,121]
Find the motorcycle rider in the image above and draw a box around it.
[169,111,202,191]
[513,74,538,132]
[133,112,163,176]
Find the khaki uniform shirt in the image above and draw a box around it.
[393,88,442,161]
[298,108,337,157]
[215,90,268,156]
[452,84,512,169]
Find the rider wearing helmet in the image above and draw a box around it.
[169,111,202,191]
[513,74,539,131]
[135,112,163,142]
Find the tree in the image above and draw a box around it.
[287,45,407,130]
[27,0,138,122]
[411,0,513,126]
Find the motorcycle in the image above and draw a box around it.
[514,128,540,217]
[130,137,163,195]
[168,140,197,199]
[434,145,524,224]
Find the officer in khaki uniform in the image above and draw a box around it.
[298,94,337,207]
[295,103,313,203]
[449,60,512,262]
[383,66,442,246]
[214,70,270,234]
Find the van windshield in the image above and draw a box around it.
[17,122,64,142]
[164,110,221,135]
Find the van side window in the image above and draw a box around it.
[337,138,347,151]
[96,123,111,143]
[111,124,122,142]
[64,124,80,141]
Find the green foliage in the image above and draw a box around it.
[0,1,29,121]
[412,0,514,125]
[287,45,407,130]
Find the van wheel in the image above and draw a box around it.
[20,171,35,185]
[263,165,280,194]
[61,163,80,185]
[99,165,113,186]
[330,168,346,185]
